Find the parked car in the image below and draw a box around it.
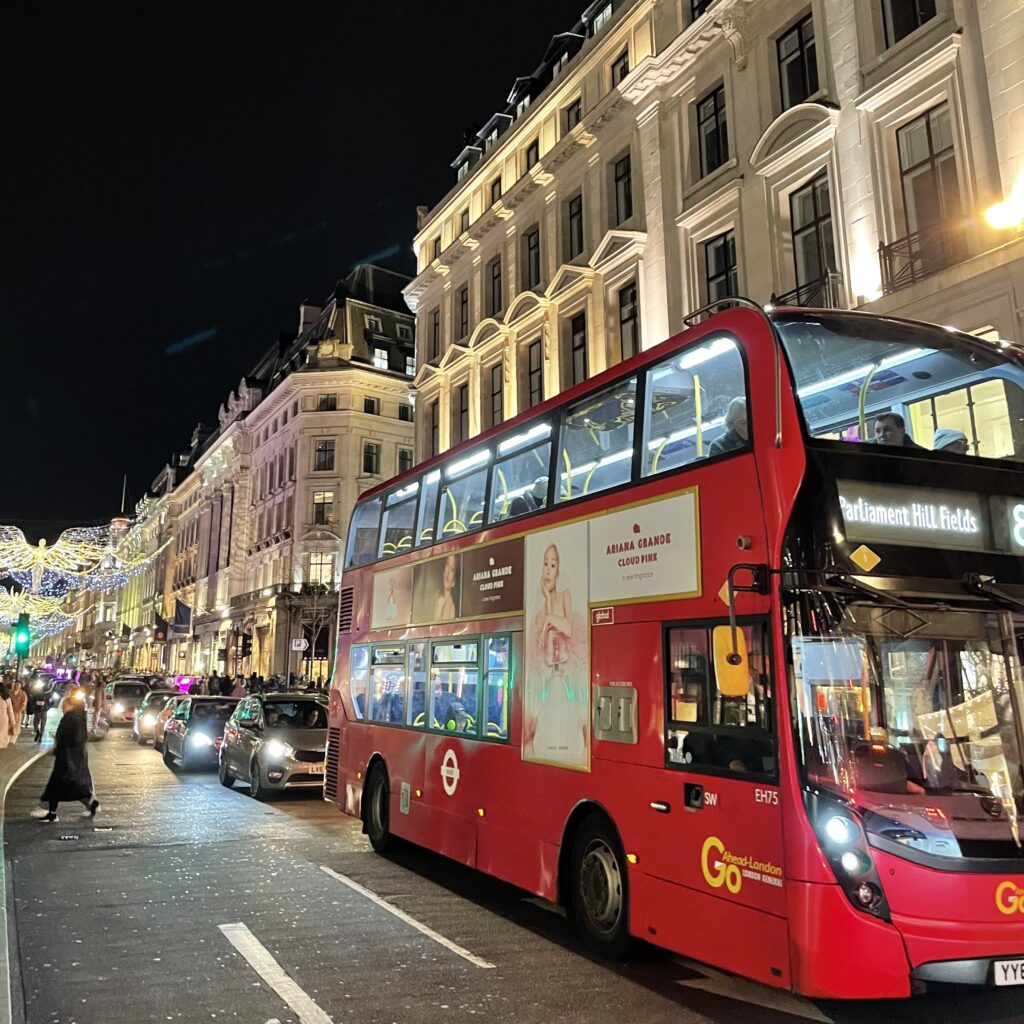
[131,690,179,744]
[152,695,185,752]
[104,680,150,726]
[219,694,328,799]
[162,697,238,772]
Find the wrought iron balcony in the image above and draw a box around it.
[771,271,845,308]
[879,220,968,295]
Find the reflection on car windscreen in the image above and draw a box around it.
[191,703,233,723]
[116,685,147,698]
[263,703,327,728]
[774,313,1024,461]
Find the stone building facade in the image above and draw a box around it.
[39,265,415,681]
[405,0,1024,461]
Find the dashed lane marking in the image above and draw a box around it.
[319,864,496,969]
[218,922,334,1024]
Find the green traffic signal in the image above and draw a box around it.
[13,613,30,657]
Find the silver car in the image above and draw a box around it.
[219,694,328,800]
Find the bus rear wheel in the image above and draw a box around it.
[569,814,630,958]
[364,763,393,854]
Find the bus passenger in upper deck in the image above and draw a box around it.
[509,477,547,518]
[708,398,749,457]
[873,411,922,448]
[933,427,969,455]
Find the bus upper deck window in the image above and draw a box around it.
[416,471,441,547]
[346,497,382,567]
[774,313,1024,462]
[379,482,419,559]
[557,378,637,503]
[489,427,552,523]
[642,336,746,477]
[437,449,491,538]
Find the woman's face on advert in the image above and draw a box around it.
[541,545,559,589]
[442,555,457,590]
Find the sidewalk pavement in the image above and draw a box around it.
[1,729,55,1024]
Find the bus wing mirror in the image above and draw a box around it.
[712,625,750,698]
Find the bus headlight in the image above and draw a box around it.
[805,792,890,922]
[824,815,857,845]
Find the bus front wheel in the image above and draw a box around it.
[364,763,393,854]
[569,814,630,958]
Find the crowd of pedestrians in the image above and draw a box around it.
[184,672,329,697]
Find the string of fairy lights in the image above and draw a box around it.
[0,521,168,643]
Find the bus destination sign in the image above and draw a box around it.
[837,480,1024,555]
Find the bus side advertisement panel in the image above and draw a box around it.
[523,522,590,771]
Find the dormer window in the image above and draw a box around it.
[554,51,569,75]
[456,161,470,181]
[516,95,531,118]
[592,2,612,34]
[483,128,499,152]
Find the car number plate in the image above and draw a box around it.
[994,959,1024,986]
[309,763,326,775]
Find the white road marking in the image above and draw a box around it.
[219,922,334,1024]
[673,957,833,1022]
[1,748,50,1024]
[319,864,495,969]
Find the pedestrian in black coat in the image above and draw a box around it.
[34,698,99,824]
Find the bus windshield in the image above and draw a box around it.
[773,312,1024,461]
[790,603,1024,860]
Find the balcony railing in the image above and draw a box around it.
[879,220,969,295]
[771,271,845,309]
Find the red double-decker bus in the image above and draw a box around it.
[325,301,1024,998]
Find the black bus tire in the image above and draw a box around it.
[364,763,393,854]
[569,814,631,958]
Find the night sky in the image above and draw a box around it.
[2,1,583,539]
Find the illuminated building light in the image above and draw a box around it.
[985,170,1024,230]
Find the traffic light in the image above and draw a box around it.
[239,633,252,658]
[13,614,30,658]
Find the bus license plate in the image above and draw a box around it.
[309,763,326,775]
[994,960,1024,986]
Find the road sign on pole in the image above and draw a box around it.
[291,638,309,652]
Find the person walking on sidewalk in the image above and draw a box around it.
[9,681,27,744]
[30,682,49,742]
[0,678,15,751]
[32,696,99,823]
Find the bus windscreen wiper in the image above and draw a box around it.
[824,573,916,609]
[962,573,1024,614]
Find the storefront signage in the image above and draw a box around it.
[588,490,699,603]
[837,481,989,552]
